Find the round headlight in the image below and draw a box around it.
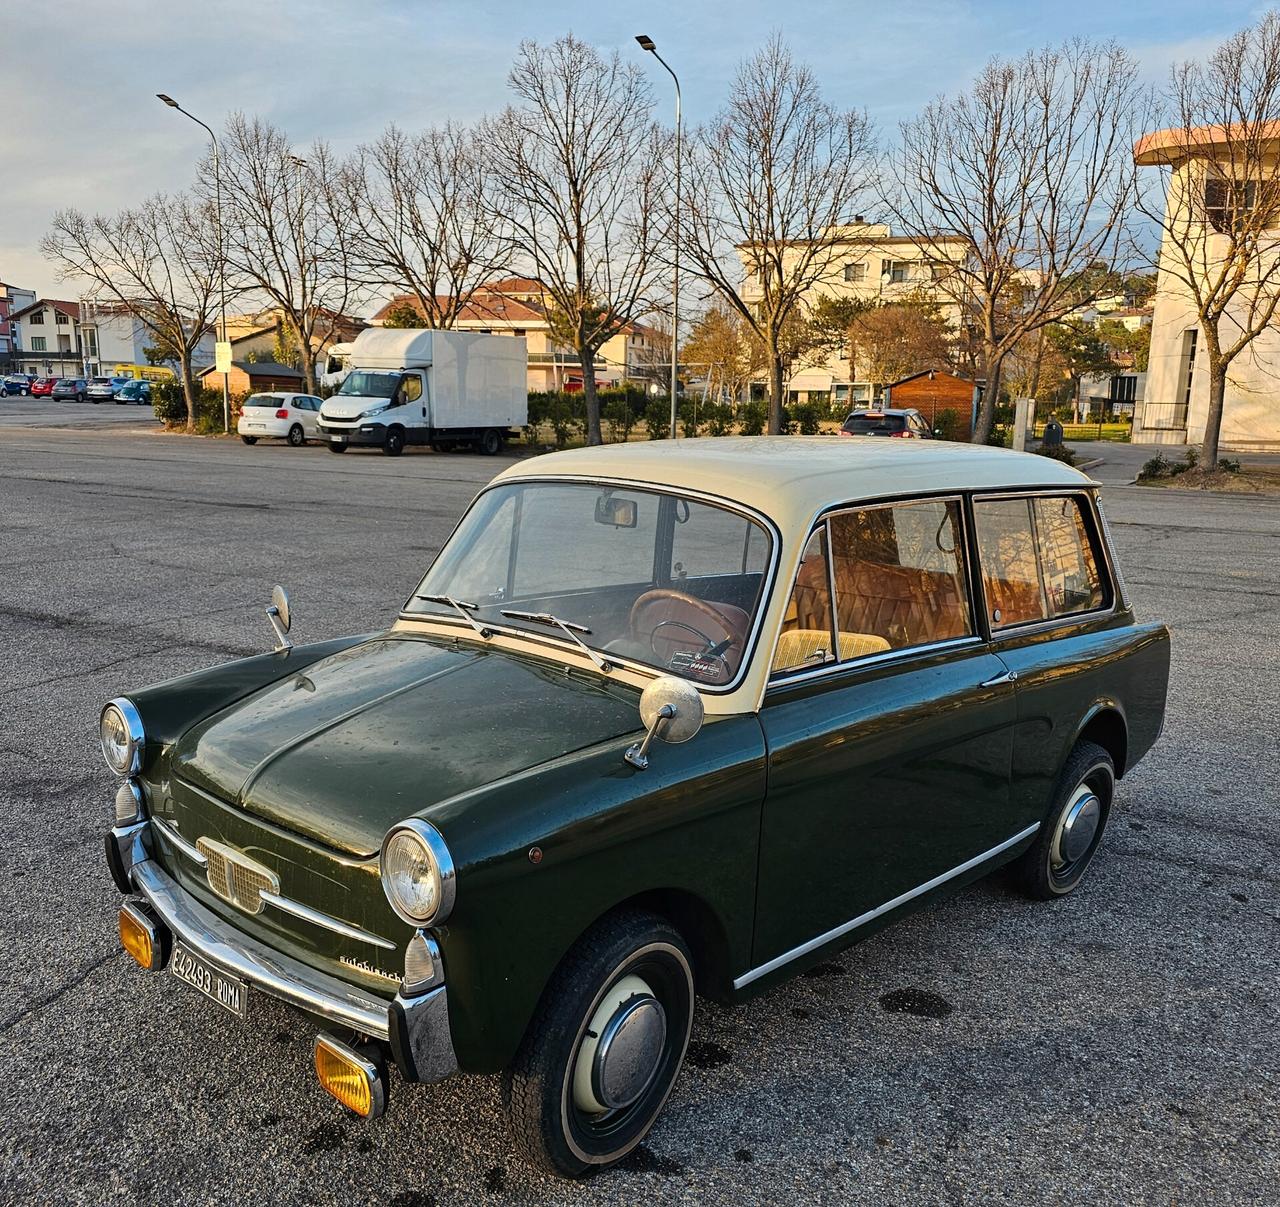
[380,820,455,927]
[100,698,144,776]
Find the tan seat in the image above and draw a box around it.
[772,628,890,672]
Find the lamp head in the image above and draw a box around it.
[635,35,656,52]
[156,93,179,108]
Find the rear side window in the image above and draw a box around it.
[974,494,1106,629]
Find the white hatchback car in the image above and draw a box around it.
[237,393,324,447]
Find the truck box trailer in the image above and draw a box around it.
[317,329,527,456]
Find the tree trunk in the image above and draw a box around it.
[179,349,197,434]
[768,348,785,435]
[1201,356,1227,468]
[289,314,317,393]
[972,351,1001,443]
[581,345,602,446]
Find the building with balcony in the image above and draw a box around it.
[1134,123,1280,450]
[736,221,970,407]
[370,279,662,392]
[8,299,83,378]
[0,281,37,368]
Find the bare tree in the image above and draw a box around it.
[889,40,1145,442]
[42,194,219,431]
[211,115,352,391]
[341,123,512,326]
[486,35,664,445]
[1135,12,1280,466]
[682,35,876,434]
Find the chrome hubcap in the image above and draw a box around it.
[572,973,667,1115]
[1053,786,1102,867]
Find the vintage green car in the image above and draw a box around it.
[103,438,1169,1176]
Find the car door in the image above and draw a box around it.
[751,495,1019,975]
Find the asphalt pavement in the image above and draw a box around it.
[0,420,1276,1205]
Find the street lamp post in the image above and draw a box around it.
[157,93,230,434]
[635,35,681,440]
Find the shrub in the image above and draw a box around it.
[790,402,821,435]
[678,399,699,439]
[527,390,585,447]
[933,407,965,442]
[643,396,671,439]
[738,401,767,436]
[702,401,735,437]
[1033,443,1077,466]
[151,379,186,424]
[1138,452,1173,480]
[1218,456,1242,473]
[603,397,635,443]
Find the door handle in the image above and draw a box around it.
[978,669,1018,688]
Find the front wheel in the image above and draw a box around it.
[240,435,258,445]
[503,910,694,1178]
[327,441,347,453]
[287,423,305,447]
[1013,740,1114,900]
[383,428,405,456]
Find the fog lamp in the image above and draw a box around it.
[115,779,145,824]
[119,901,167,971]
[314,1035,387,1119]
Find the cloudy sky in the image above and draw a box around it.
[0,0,1260,305]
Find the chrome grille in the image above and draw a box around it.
[196,837,279,915]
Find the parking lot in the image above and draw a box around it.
[1,417,1277,1205]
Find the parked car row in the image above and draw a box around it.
[3,373,36,395]
[5,375,154,404]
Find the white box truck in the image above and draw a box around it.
[317,328,527,456]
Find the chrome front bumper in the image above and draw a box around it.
[108,821,457,1083]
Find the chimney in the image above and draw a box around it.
[854,215,865,224]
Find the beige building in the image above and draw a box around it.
[9,298,82,377]
[223,307,367,376]
[738,222,970,407]
[370,278,662,393]
[1134,124,1280,450]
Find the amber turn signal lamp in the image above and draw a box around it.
[314,1035,387,1119]
[119,905,155,970]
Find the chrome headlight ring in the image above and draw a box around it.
[100,697,144,777]
[379,819,456,928]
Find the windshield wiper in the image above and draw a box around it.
[415,593,491,639]
[500,609,612,673]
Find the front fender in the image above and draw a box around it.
[428,713,767,1073]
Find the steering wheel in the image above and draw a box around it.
[629,589,738,665]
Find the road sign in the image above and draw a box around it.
[215,341,232,374]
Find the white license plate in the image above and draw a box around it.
[329,435,346,444]
[246,423,265,429]
[171,942,248,1018]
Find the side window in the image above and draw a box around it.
[828,498,972,653]
[772,528,836,674]
[401,374,423,404]
[973,498,1047,628]
[1034,496,1106,618]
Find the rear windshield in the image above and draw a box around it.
[843,413,906,435]
[243,395,281,409]
[92,377,112,384]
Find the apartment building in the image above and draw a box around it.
[370,278,662,392]
[737,221,970,407]
[1134,123,1280,450]
[0,281,37,367]
[9,299,83,377]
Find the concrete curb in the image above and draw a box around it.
[1077,457,1105,471]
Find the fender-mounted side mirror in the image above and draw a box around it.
[624,676,704,770]
[266,584,293,652]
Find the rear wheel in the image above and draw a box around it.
[327,441,347,453]
[383,428,405,456]
[287,423,305,447]
[479,428,503,456]
[503,910,694,1178]
[1013,740,1114,900]
[240,435,258,445]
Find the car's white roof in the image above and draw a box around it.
[495,436,1094,532]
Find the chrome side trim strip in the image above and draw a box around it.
[260,891,397,951]
[732,823,1041,990]
[152,816,207,866]
[130,858,392,1039]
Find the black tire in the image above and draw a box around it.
[241,435,258,445]
[1013,740,1115,900]
[91,396,99,405]
[479,428,503,456]
[502,909,694,1178]
[287,423,305,447]
[327,441,347,453]
[383,428,405,456]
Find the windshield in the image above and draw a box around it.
[406,481,773,687]
[337,370,400,398]
[843,412,906,435]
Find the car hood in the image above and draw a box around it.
[320,395,387,420]
[171,634,642,857]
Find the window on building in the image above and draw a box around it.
[882,261,912,284]
[55,312,69,325]
[1204,176,1276,232]
[30,336,46,351]
[1180,327,1197,419]
[29,311,44,325]
[843,262,867,283]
